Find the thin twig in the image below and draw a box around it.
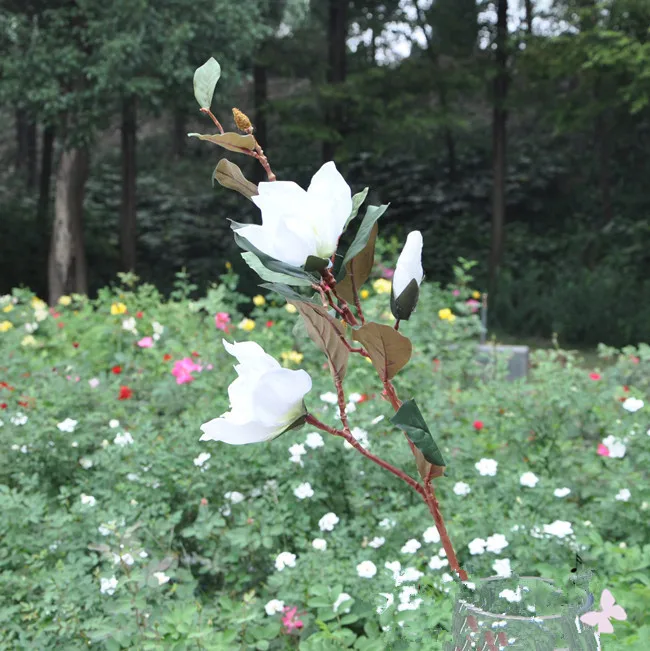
[200,107,224,134]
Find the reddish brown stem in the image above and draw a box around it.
[200,108,224,134]
[321,269,359,326]
[334,375,350,433]
[394,319,400,331]
[253,142,276,182]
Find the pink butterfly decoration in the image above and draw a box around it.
[580,589,627,634]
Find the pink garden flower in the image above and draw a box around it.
[597,443,610,457]
[381,267,394,279]
[453,289,460,296]
[171,357,203,385]
[589,372,601,381]
[281,606,304,634]
[137,336,154,348]
[214,312,231,332]
[466,299,480,313]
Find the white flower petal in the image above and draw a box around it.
[392,231,424,298]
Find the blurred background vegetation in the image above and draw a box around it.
[1,0,649,346]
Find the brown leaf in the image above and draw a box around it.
[188,131,257,153]
[213,159,258,199]
[351,322,412,381]
[289,301,349,381]
[336,222,378,303]
[412,448,445,483]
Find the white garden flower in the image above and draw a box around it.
[379,518,396,529]
[152,321,164,341]
[475,458,498,476]
[428,555,448,570]
[468,538,487,555]
[392,231,424,300]
[397,586,422,611]
[25,322,38,333]
[318,512,340,532]
[294,482,314,500]
[356,560,377,578]
[385,561,401,580]
[333,592,353,613]
[239,161,352,268]
[400,539,421,554]
[602,435,626,458]
[193,452,211,467]
[114,432,134,446]
[79,457,93,469]
[122,317,137,334]
[520,472,539,488]
[554,487,571,498]
[492,558,512,578]
[615,488,631,502]
[486,534,509,554]
[305,432,324,449]
[344,427,369,449]
[109,419,120,428]
[275,552,296,571]
[200,340,311,445]
[10,412,28,426]
[80,494,96,507]
[395,567,424,585]
[368,537,385,549]
[423,526,441,544]
[453,481,471,496]
[100,576,118,595]
[265,599,285,616]
[377,592,394,614]
[499,587,522,603]
[225,491,245,504]
[312,538,327,551]
[622,397,643,412]
[349,393,363,403]
[98,524,112,536]
[543,520,574,538]
[320,392,338,404]
[153,571,170,585]
[57,418,78,433]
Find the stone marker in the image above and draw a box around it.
[476,344,530,382]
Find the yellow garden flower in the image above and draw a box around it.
[472,291,481,300]
[372,278,392,295]
[21,335,36,347]
[2,304,13,313]
[111,302,127,315]
[253,295,266,307]
[280,350,304,365]
[0,321,13,332]
[31,297,46,310]
[285,304,297,314]
[225,261,232,270]
[34,308,48,322]
[438,308,456,322]
[360,289,369,299]
[58,295,72,306]
[238,318,256,332]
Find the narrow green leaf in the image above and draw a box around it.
[390,400,446,467]
[241,253,312,287]
[193,57,221,109]
[259,283,320,305]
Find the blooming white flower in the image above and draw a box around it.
[275,552,296,571]
[602,435,627,458]
[80,494,96,507]
[225,491,245,504]
[25,322,38,333]
[400,539,421,554]
[377,592,394,614]
[122,317,137,334]
[349,393,363,403]
[200,341,311,445]
[344,426,369,449]
[305,432,324,448]
[98,524,112,536]
[153,571,170,585]
[10,412,28,426]
[356,560,377,578]
[468,538,487,555]
[428,555,448,570]
[486,534,509,554]
[554,487,571,498]
[294,482,314,500]
[114,432,134,446]
[397,585,422,611]
[379,518,396,529]
[152,321,164,341]
[109,419,120,429]
[319,512,340,532]
[239,161,352,268]
[333,592,353,613]
[453,481,471,496]
[193,452,211,467]
[492,558,512,578]
[543,520,574,538]
[79,457,93,469]
[385,561,401,580]
[320,392,338,404]
[289,443,307,458]
[396,567,424,585]
[392,231,424,300]
[499,587,522,603]
[265,599,285,616]
[100,576,118,595]
[475,458,498,476]
[622,397,643,412]
[615,488,631,502]
[368,537,385,549]
[312,538,327,551]
[88,378,100,388]
[520,472,539,488]
[423,526,441,544]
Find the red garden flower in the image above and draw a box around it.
[163,354,172,362]
[473,420,484,431]
[0,381,14,391]
[191,351,200,358]
[111,365,122,375]
[73,342,79,348]
[0,403,7,409]
[136,311,144,319]
[18,400,29,408]
[266,320,274,328]
[589,372,601,381]
[118,386,133,400]
[57,322,64,329]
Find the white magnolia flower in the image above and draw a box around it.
[100,576,118,595]
[554,487,571,498]
[423,526,441,544]
[520,472,539,488]
[602,435,626,458]
[320,392,338,404]
[109,419,120,429]
[396,567,424,586]
[333,592,353,613]
[486,534,509,554]
[265,599,285,616]
[377,592,394,614]
[239,161,352,268]
[428,555,448,570]
[499,587,522,603]
[543,520,574,538]
[392,231,424,299]
[344,427,369,449]
[122,317,137,334]
[312,538,327,551]
[294,482,314,500]
[305,432,324,449]
[10,412,28,426]
[80,494,96,507]
[379,518,396,529]
[225,491,245,504]
[453,481,471,496]
[275,552,296,571]
[398,585,422,611]
[468,538,487,555]
[194,452,211,467]
[622,397,644,412]
[368,536,385,549]
[319,512,340,532]
[114,432,134,446]
[492,558,512,578]
[400,539,421,554]
[356,560,377,578]
[475,458,498,476]
[153,571,170,585]
[615,488,631,502]
[200,340,311,445]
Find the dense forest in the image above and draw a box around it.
[1,0,649,346]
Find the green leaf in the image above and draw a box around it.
[345,187,369,228]
[213,159,258,198]
[188,132,256,153]
[242,253,312,287]
[259,283,320,305]
[351,322,411,381]
[390,400,446,468]
[304,255,330,272]
[193,57,221,109]
[390,279,420,321]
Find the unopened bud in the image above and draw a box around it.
[232,108,252,132]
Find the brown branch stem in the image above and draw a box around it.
[200,108,224,134]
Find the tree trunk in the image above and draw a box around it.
[15,108,28,172]
[437,83,457,181]
[37,125,56,259]
[489,0,509,292]
[252,61,268,184]
[26,121,38,189]
[323,0,348,162]
[120,95,137,272]
[172,106,186,158]
[524,0,533,35]
[48,147,90,304]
